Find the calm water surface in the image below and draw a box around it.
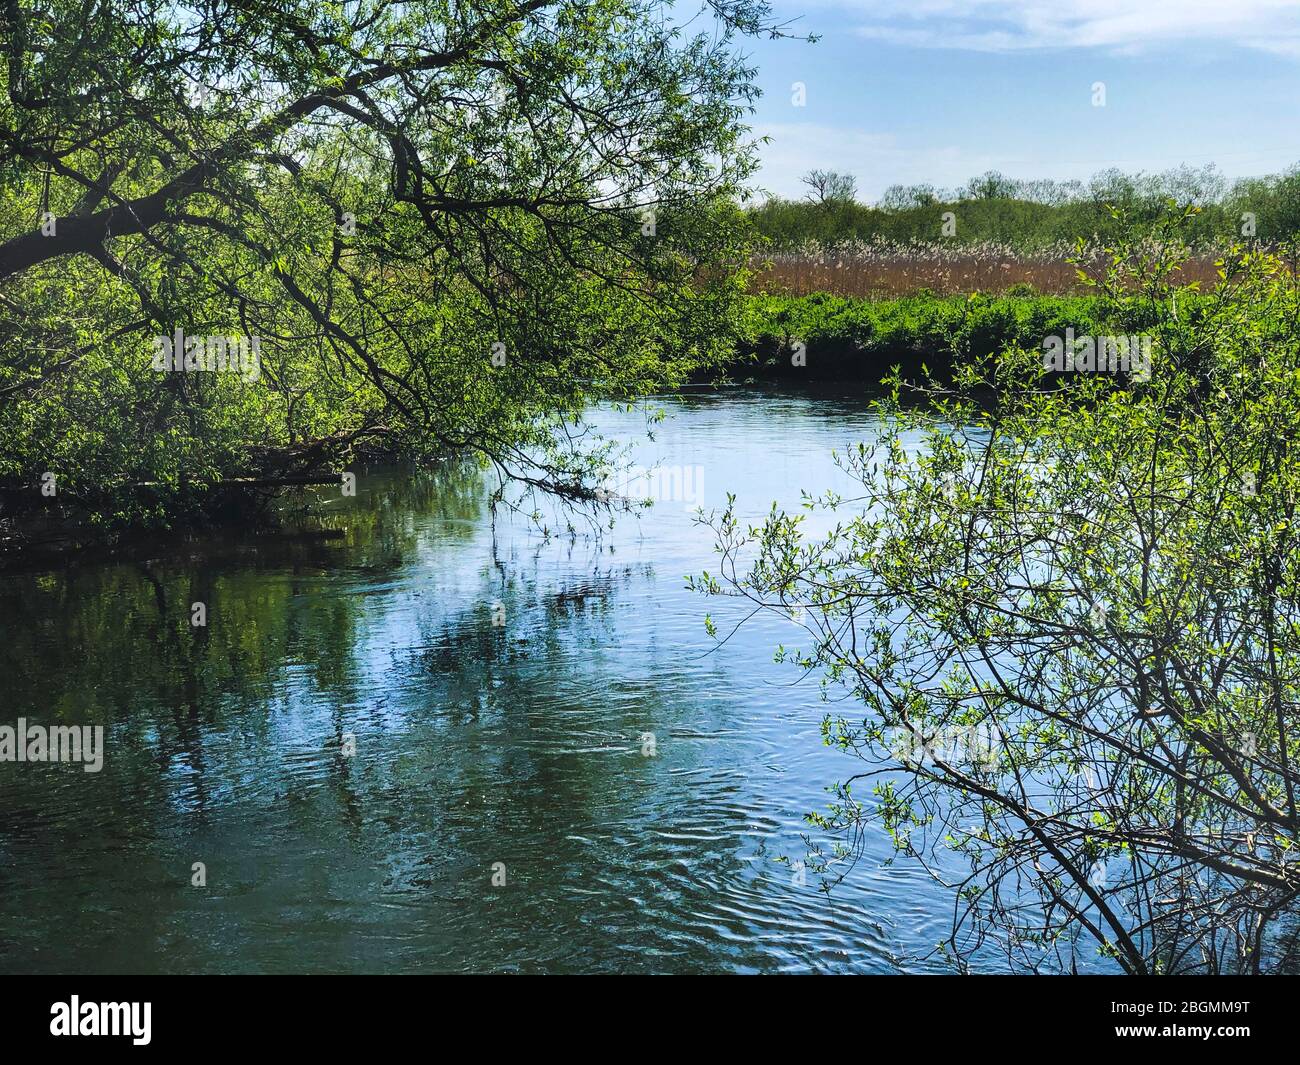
[0,386,992,974]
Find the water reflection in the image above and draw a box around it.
[1,386,1006,973]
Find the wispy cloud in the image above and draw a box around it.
[827,0,1300,56]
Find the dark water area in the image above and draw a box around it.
[0,386,1050,974]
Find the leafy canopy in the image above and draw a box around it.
[0,0,780,525]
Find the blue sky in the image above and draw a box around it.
[732,0,1300,201]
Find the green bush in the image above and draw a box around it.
[735,291,1129,381]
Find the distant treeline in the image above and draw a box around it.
[749,164,1300,248]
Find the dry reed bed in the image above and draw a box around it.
[752,239,1224,297]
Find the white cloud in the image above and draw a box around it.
[820,0,1300,56]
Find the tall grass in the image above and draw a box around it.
[750,239,1223,297]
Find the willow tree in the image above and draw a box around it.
[695,208,1300,974]
[0,0,778,527]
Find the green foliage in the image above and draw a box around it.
[0,0,776,533]
[698,205,1300,973]
[738,290,1118,380]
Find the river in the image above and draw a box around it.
[0,385,1013,974]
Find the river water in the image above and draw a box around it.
[0,386,1000,974]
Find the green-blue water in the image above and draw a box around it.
[0,387,979,974]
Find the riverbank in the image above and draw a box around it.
[727,289,1119,381]
[0,290,1152,565]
